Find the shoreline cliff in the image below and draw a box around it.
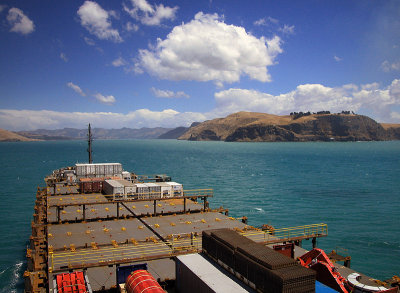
[178,112,400,142]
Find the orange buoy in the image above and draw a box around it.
[125,270,164,293]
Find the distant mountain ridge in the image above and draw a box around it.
[17,127,173,140]
[178,112,400,142]
[4,112,400,142]
[0,128,40,142]
[158,122,201,139]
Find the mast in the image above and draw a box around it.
[87,123,93,164]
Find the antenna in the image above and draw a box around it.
[87,123,93,164]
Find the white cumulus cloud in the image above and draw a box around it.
[2,80,400,131]
[151,87,189,98]
[213,79,400,122]
[67,82,86,97]
[77,1,122,43]
[136,12,283,85]
[94,93,116,105]
[7,7,35,35]
[123,0,178,26]
[0,109,207,131]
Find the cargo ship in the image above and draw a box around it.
[24,125,400,293]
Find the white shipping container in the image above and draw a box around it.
[166,182,183,196]
[135,183,149,199]
[95,164,105,175]
[125,185,136,195]
[115,164,122,174]
[155,182,172,198]
[176,254,249,293]
[116,179,136,196]
[144,183,161,199]
[75,163,123,177]
[86,164,92,176]
[103,179,125,200]
[105,164,113,175]
[75,164,86,176]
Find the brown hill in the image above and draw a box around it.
[381,123,400,139]
[179,112,400,142]
[0,128,39,142]
[381,123,400,130]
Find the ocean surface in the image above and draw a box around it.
[0,139,399,292]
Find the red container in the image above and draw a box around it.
[79,181,92,193]
[91,180,103,193]
[125,270,164,293]
[79,177,104,193]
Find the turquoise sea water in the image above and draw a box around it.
[0,140,399,292]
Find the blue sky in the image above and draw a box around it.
[0,0,399,130]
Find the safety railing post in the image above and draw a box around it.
[49,252,54,273]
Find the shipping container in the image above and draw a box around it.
[144,183,161,198]
[103,179,125,200]
[79,178,93,193]
[116,179,136,197]
[91,177,104,193]
[75,163,123,177]
[76,164,86,176]
[135,184,149,199]
[104,164,113,175]
[176,254,250,293]
[80,182,93,193]
[79,177,104,193]
[95,164,105,175]
[166,182,183,196]
[155,182,172,198]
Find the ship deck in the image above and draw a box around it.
[28,183,384,293]
[44,189,261,291]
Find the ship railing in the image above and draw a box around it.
[182,189,214,197]
[49,235,202,272]
[242,223,328,244]
[46,188,213,206]
[135,174,170,181]
[126,189,213,200]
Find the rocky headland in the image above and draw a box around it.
[178,112,400,142]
